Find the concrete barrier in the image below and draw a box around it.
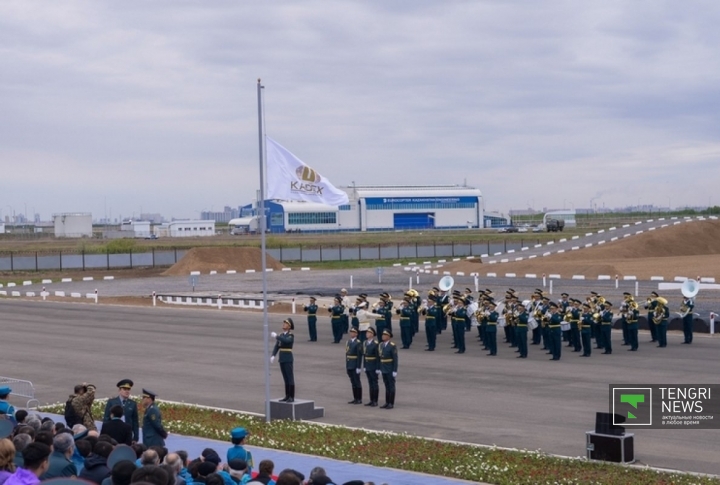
[281,268,292,272]
[650,276,664,281]
[572,275,585,280]
[82,277,94,281]
[209,271,217,275]
[190,271,201,276]
[528,255,537,259]
[438,259,447,263]
[227,270,237,274]
[500,258,509,263]
[71,292,82,298]
[488,261,497,264]
[543,252,551,256]
[557,249,565,253]
[23,281,32,286]
[525,274,537,278]
[505,273,516,278]
[571,236,579,240]
[598,275,611,280]
[54,291,65,297]
[515,257,523,261]
[559,238,567,243]
[571,246,579,251]
[507,250,515,254]
[549,274,561,279]
[521,247,529,251]
[598,240,606,245]
[0,291,6,296]
[623,276,637,281]
[487,273,497,277]
[674,276,688,282]
[245,269,256,273]
[103,276,115,280]
[584,243,593,248]
[301,267,310,271]
[26,292,36,297]
[456,272,465,276]
[701,277,716,283]
[7,283,16,287]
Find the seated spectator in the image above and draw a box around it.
[141,450,160,466]
[174,451,192,485]
[131,465,168,485]
[149,446,168,465]
[100,406,134,446]
[162,453,185,485]
[251,460,274,485]
[53,423,66,435]
[4,442,51,485]
[10,435,31,469]
[205,473,224,485]
[73,437,93,473]
[101,460,136,485]
[277,470,303,484]
[201,449,221,468]
[194,461,218,484]
[40,432,77,480]
[79,440,113,484]
[131,444,147,460]
[24,418,41,435]
[39,419,55,435]
[274,471,300,485]
[0,438,17,485]
[222,459,249,485]
[33,431,54,450]
[13,412,27,426]
[13,428,34,442]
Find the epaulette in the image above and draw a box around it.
[390,342,396,346]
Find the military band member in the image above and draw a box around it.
[620,292,632,346]
[540,296,551,350]
[328,296,345,344]
[580,303,594,357]
[356,302,383,343]
[515,303,529,358]
[410,290,422,335]
[451,297,468,354]
[421,295,439,351]
[383,293,394,335]
[626,299,640,351]
[103,378,140,442]
[373,295,388,340]
[654,297,670,348]
[303,297,318,342]
[363,327,381,407]
[340,288,351,334]
[141,389,168,447]
[530,291,543,345]
[345,327,363,404]
[569,299,582,352]
[560,293,571,344]
[644,291,659,342]
[379,329,398,409]
[396,296,414,349]
[271,318,295,402]
[681,295,695,344]
[436,287,449,333]
[600,301,614,355]
[485,301,499,356]
[547,302,562,361]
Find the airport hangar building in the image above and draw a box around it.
[231,185,504,233]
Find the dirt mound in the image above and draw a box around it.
[442,219,720,279]
[163,247,285,276]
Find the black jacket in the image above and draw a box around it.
[100,418,134,445]
[78,454,111,485]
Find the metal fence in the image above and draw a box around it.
[0,239,544,271]
[0,377,39,409]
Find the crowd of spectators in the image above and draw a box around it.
[0,410,385,485]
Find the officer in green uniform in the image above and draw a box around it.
[362,327,380,407]
[103,379,140,442]
[303,297,318,342]
[644,291,659,343]
[452,297,468,354]
[601,301,614,354]
[681,295,695,344]
[421,295,438,351]
[271,318,296,402]
[345,327,363,404]
[0,386,15,418]
[627,300,640,351]
[515,303,529,358]
[373,296,388,341]
[328,296,345,344]
[654,298,670,348]
[141,389,168,447]
[383,293,394,335]
[485,301,499,356]
[379,329,398,409]
[396,296,414,349]
[548,302,562,361]
[580,303,594,357]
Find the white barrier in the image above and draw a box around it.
[70,292,82,298]
[534,244,542,248]
[505,273,516,278]
[438,259,447,263]
[0,291,6,296]
[487,273,497,277]
[42,279,52,284]
[585,232,593,237]
[190,271,201,275]
[209,271,217,275]
[227,270,237,274]
[649,227,656,231]
[525,274,537,278]
[456,272,465,276]
[432,270,439,275]
[423,261,431,265]
[507,250,515,254]
[650,276,664,281]
[514,257,523,262]
[549,274,561,279]
[559,238,567,243]
[103,276,115,280]
[571,246,579,251]
[547,241,555,245]
[557,249,565,253]
[571,236,579,240]
[674,276,688,282]
[543,252,551,256]
[481,254,489,258]
[598,240,606,245]
[622,224,630,228]
[82,277,94,281]
[408,262,417,266]
[521,247,529,251]
[54,291,65,297]
[611,237,618,241]
[266,269,274,272]
[392,263,401,267]
[636,230,644,234]
[598,275,611,280]
[598,229,605,234]
[452,258,460,262]
[584,243,593,248]
[245,269,256,273]
[301,267,311,271]
[443,271,451,275]
[281,268,292,272]
[500,259,509,263]
[609,227,616,231]
[572,275,585,280]
[623,276,637,281]
[26,292,36,297]
[11,291,20,297]
[7,283,16,287]
[528,255,537,259]
[23,281,32,286]
[700,277,716,283]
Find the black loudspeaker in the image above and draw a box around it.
[595,412,625,436]
[587,432,635,463]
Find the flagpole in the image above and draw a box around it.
[257,78,271,423]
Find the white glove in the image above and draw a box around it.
[376,370,381,375]
[356,368,361,374]
[270,356,275,364]
[270,332,277,338]
[392,372,397,378]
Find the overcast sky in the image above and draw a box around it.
[1,1,719,221]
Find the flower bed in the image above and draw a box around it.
[40,400,720,485]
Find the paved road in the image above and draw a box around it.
[2,299,718,476]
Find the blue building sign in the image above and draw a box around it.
[365,196,477,210]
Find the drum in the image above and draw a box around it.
[528,317,539,330]
[498,318,506,327]
[560,322,571,332]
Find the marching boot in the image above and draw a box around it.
[348,387,357,404]
[386,392,395,409]
[287,385,295,403]
[372,389,379,407]
[356,388,363,404]
[380,391,390,408]
[364,388,374,406]
[279,384,289,402]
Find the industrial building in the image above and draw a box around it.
[53,213,92,238]
[231,184,490,233]
[154,220,216,238]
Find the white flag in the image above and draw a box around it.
[266,137,349,206]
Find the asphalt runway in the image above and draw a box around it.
[1,299,718,476]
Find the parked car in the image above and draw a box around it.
[145,234,159,240]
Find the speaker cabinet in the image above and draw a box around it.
[586,431,635,464]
